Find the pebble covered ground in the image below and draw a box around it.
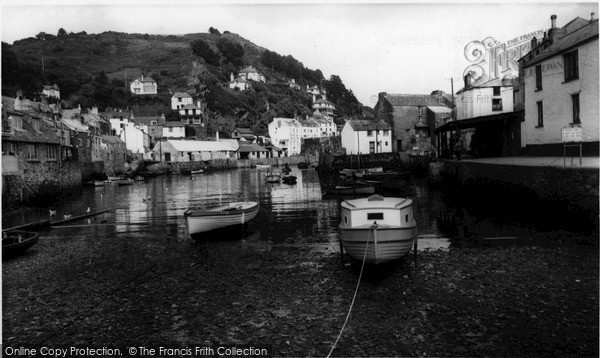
[3,228,598,357]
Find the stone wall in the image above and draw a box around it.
[440,161,599,233]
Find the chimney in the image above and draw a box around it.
[551,14,557,28]
[230,72,234,82]
[312,94,316,103]
[91,106,98,115]
[592,12,597,22]
[216,131,219,142]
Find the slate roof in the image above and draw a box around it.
[240,66,258,73]
[134,76,156,83]
[43,84,60,91]
[61,118,89,133]
[168,139,239,152]
[346,119,391,131]
[382,93,451,108]
[233,127,255,135]
[163,121,185,128]
[172,92,192,98]
[238,143,268,152]
[181,103,201,110]
[2,111,61,144]
[427,106,453,114]
[102,135,124,144]
[520,18,598,67]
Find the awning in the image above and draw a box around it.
[434,111,522,134]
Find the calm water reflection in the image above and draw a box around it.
[4,167,556,250]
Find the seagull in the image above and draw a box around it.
[86,207,91,213]
[49,210,57,216]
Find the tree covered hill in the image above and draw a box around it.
[2,27,364,137]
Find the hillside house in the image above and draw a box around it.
[238,66,266,83]
[231,127,257,142]
[518,13,599,156]
[341,120,392,155]
[179,103,203,125]
[130,74,158,95]
[131,113,165,146]
[41,84,61,100]
[152,139,239,162]
[162,121,186,139]
[229,74,250,91]
[268,117,302,156]
[171,92,193,110]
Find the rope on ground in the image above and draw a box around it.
[326,226,372,358]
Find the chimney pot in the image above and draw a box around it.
[551,14,557,28]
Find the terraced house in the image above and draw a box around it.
[518,13,599,155]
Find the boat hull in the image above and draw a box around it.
[186,202,259,237]
[325,185,375,196]
[3,230,40,257]
[339,225,416,264]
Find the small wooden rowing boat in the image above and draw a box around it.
[2,230,40,257]
[117,178,134,186]
[185,201,259,237]
[282,175,297,184]
[339,195,417,264]
[265,172,281,183]
[324,183,375,196]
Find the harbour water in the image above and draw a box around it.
[2,167,581,250]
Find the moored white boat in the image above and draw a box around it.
[185,201,259,237]
[339,194,417,264]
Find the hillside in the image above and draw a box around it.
[2,28,364,136]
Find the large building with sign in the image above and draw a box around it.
[518,13,599,155]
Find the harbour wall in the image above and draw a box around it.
[435,160,599,233]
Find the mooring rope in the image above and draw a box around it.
[326,226,373,358]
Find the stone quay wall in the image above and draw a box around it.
[437,160,599,233]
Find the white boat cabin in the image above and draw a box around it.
[340,195,414,228]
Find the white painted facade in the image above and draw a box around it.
[456,86,515,120]
[341,121,392,155]
[109,118,150,158]
[130,75,158,95]
[151,139,238,162]
[171,92,193,110]
[522,34,599,147]
[268,117,302,155]
[162,123,186,138]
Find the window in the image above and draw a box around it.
[367,130,373,137]
[535,65,542,90]
[493,86,501,96]
[151,120,157,125]
[383,130,389,136]
[193,118,201,125]
[169,127,173,132]
[12,116,23,130]
[2,142,16,155]
[492,98,503,111]
[572,93,580,124]
[369,141,375,153]
[563,50,579,82]
[536,101,543,127]
[26,144,38,160]
[47,145,57,160]
[367,213,384,220]
[32,119,40,131]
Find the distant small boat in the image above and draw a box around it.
[185,201,259,237]
[324,183,375,196]
[282,175,297,184]
[339,195,417,264]
[297,161,310,169]
[2,230,40,257]
[256,164,272,169]
[265,173,281,183]
[134,176,146,182]
[85,180,107,187]
[117,178,134,186]
[191,169,205,174]
[354,167,384,178]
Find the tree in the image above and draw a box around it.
[209,27,221,35]
[190,39,220,66]
[57,28,67,37]
[216,38,244,67]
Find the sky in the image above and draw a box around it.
[1,1,598,107]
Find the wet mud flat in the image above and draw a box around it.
[3,229,598,357]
